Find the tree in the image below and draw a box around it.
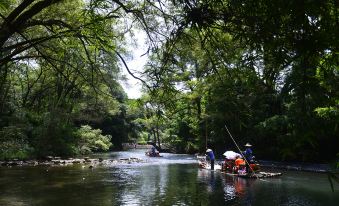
[140,0,338,160]
[0,0,133,158]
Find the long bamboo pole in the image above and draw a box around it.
[224,125,256,175]
[205,120,207,149]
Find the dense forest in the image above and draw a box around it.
[0,0,338,163]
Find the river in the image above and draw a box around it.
[0,149,338,206]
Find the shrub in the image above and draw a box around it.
[31,111,77,157]
[137,131,149,145]
[0,126,33,160]
[75,125,112,154]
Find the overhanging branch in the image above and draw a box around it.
[115,51,151,91]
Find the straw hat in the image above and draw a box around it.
[244,143,252,147]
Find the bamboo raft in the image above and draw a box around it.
[197,156,282,178]
[145,151,163,157]
[222,171,283,178]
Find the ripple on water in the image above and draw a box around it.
[2,150,339,206]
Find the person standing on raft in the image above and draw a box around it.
[206,148,215,170]
[243,143,254,173]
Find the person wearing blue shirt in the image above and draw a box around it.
[206,148,215,170]
[243,143,254,173]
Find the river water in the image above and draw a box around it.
[0,150,338,206]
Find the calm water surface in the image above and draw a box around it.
[0,150,338,206]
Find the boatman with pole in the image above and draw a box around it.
[224,125,257,176]
[243,143,254,173]
[206,148,215,170]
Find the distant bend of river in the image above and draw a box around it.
[0,149,338,206]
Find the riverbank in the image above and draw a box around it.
[2,152,338,174]
[122,143,173,153]
[0,156,144,167]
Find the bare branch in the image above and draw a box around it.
[4,0,34,24]
[115,51,151,91]
[24,19,74,29]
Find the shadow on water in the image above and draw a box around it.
[1,150,339,206]
[197,168,339,206]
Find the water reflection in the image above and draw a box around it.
[113,164,201,206]
[197,168,254,203]
[222,176,238,201]
[1,151,339,206]
[197,168,217,193]
[120,164,169,206]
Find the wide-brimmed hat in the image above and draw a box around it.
[244,143,252,147]
[206,149,212,153]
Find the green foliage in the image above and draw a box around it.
[0,0,137,158]
[31,111,77,157]
[137,132,149,145]
[315,106,338,119]
[75,125,112,154]
[0,126,33,160]
[0,0,338,162]
[315,52,339,121]
[136,0,339,162]
[0,0,11,12]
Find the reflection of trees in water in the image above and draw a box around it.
[197,168,217,193]
[156,165,213,205]
[118,164,208,205]
[197,168,226,205]
[117,165,168,205]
